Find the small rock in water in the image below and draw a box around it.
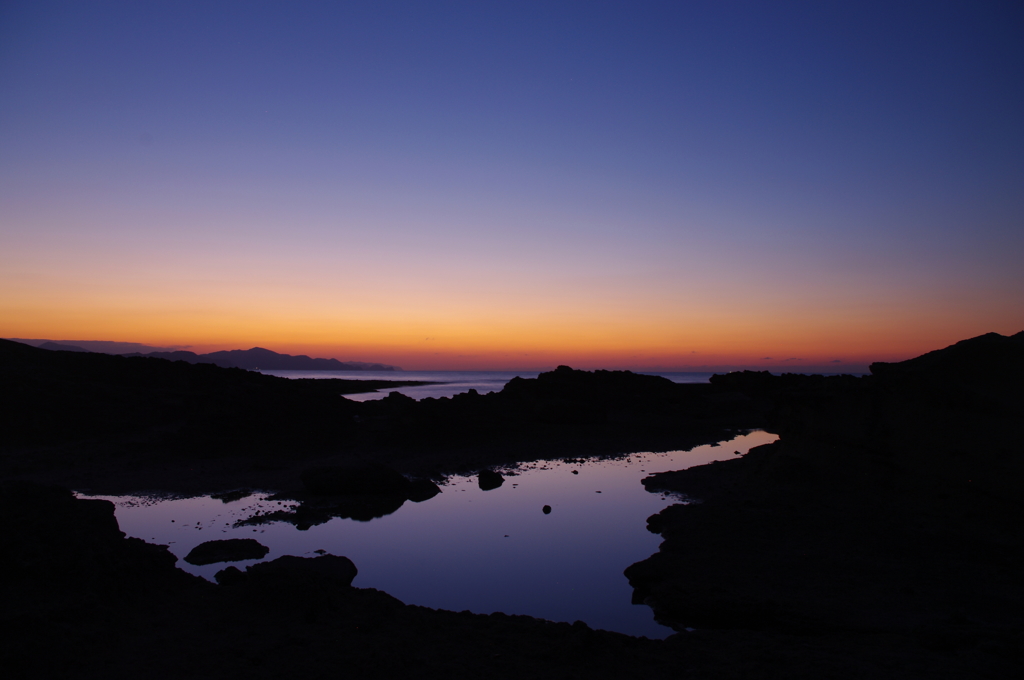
[542,505,552,514]
[184,538,270,566]
[478,469,504,491]
[211,488,252,503]
[407,478,442,502]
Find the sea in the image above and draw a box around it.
[258,370,719,401]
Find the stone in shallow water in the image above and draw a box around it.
[478,469,504,490]
[184,538,269,565]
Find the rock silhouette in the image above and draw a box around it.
[2,332,1022,677]
[121,346,400,371]
[301,461,412,496]
[478,469,504,490]
[626,332,1024,669]
[2,480,683,679]
[0,338,756,493]
[216,554,357,587]
[184,538,270,565]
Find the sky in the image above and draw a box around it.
[1,1,1022,371]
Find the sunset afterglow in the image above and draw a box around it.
[2,2,1021,370]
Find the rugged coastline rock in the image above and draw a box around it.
[3,332,1023,677]
[120,346,400,371]
[215,553,358,587]
[184,538,270,565]
[625,332,1024,675]
[1,480,685,679]
[301,461,413,496]
[0,338,759,494]
[478,469,504,490]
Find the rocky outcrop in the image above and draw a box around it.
[477,469,504,490]
[301,461,413,496]
[0,339,759,492]
[277,462,444,525]
[625,332,1024,677]
[184,538,270,565]
[406,477,442,502]
[0,480,208,621]
[215,554,357,587]
[123,346,400,371]
[0,480,689,680]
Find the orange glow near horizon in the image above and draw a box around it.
[2,4,1023,374]
[3,280,1019,371]
[2,230,1019,371]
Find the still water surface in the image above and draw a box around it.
[80,430,776,639]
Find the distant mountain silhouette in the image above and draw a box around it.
[8,338,179,354]
[122,346,399,371]
[38,341,89,352]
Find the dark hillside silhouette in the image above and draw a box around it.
[122,346,399,371]
[1,333,1021,677]
[0,340,762,492]
[627,331,1023,675]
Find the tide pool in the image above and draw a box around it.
[80,429,777,639]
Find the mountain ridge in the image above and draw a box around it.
[121,346,400,371]
[7,338,399,371]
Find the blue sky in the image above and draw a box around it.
[2,1,1022,369]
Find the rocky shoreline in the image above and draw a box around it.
[2,333,1022,677]
[626,332,1024,676]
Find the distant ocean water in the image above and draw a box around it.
[259,370,718,401]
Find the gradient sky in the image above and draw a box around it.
[2,1,1022,371]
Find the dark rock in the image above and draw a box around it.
[184,538,269,565]
[125,346,400,371]
[1,480,206,612]
[38,341,89,352]
[310,495,406,523]
[301,461,412,496]
[478,469,504,490]
[407,478,442,502]
[210,488,252,503]
[216,554,358,587]
[213,565,246,585]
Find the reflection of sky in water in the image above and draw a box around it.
[259,370,717,401]
[80,430,776,639]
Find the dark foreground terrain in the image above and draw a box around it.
[2,334,1022,678]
